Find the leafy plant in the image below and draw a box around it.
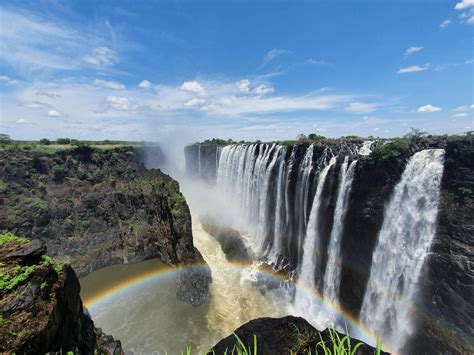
[0,232,28,245]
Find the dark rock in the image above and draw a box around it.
[209,316,388,354]
[200,215,251,262]
[6,239,46,261]
[0,241,123,354]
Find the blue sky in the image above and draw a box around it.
[0,0,473,143]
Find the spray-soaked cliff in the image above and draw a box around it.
[184,136,473,354]
[0,145,211,307]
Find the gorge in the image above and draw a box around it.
[0,134,472,354]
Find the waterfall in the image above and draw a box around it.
[359,149,445,351]
[294,156,337,319]
[321,156,358,324]
[294,145,315,264]
[358,141,374,156]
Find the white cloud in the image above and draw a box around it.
[93,79,125,90]
[305,59,330,65]
[236,79,250,93]
[105,95,137,111]
[417,104,441,113]
[458,12,470,19]
[83,47,117,66]
[440,19,452,29]
[454,0,474,10]
[253,84,275,96]
[47,109,62,117]
[181,81,206,96]
[25,100,53,109]
[373,128,380,131]
[466,59,474,64]
[184,98,206,108]
[16,118,30,124]
[138,80,152,89]
[451,113,469,117]
[261,48,291,67]
[0,75,11,81]
[404,46,423,55]
[467,15,474,24]
[344,102,378,114]
[454,104,474,111]
[397,64,430,74]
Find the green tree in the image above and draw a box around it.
[39,138,51,145]
[0,134,12,145]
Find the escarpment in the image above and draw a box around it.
[0,145,211,306]
[0,235,122,354]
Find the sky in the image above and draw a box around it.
[0,0,473,143]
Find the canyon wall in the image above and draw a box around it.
[0,145,211,306]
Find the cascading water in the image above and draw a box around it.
[321,156,358,325]
[359,149,445,352]
[294,156,337,323]
[358,140,374,156]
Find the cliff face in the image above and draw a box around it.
[0,146,211,306]
[0,236,122,354]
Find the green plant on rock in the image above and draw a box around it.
[0,232,28,245]
[0,265,35,294]
[41,255,63,275]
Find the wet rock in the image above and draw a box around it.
[200,215,251,262]
[209,316,388,354]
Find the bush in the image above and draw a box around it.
[56,138,71,144]
[39,138,51,145]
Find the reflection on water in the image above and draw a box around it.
[80,220,288,354]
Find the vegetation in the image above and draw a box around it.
[0,265,35,294]
[40,256,64,275]
[0,232,29,245]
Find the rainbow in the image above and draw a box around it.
[82,260,473,354]
[82,260,392,351]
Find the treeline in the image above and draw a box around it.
[0,134,143,147]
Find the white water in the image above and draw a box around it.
[294,156,337,323]
[358,140,374,156]
[320,156,358,325]
[359,149,445,352]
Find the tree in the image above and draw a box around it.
[56,138,71,144]
[39,138,51,145]
[0,134,12,145]
[308,133,326,141]
[404,127,428,140]
[296,133,307,140]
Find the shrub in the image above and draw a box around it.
[0,232,28,245]
[39,138,51,145]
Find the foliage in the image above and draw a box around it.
[40,281,48,290]
[39,138,51,145]
[364,137,411,163]
[0,265,35,294]
[56,138,71,144]
[0,232,28,245]
[314,328,363,355]
[308,133,328,141]
[41,255,63,275]
[0,134,12,145]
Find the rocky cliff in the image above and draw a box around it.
[0,234,122,354]
[209,316,387,354]
[0,145,211,306]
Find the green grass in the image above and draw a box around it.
[41,255,64,275]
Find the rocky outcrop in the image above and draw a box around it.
[0,146,211,306]
[0,236,122,354]
[200,215,251,262]
[209,316,388,354]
